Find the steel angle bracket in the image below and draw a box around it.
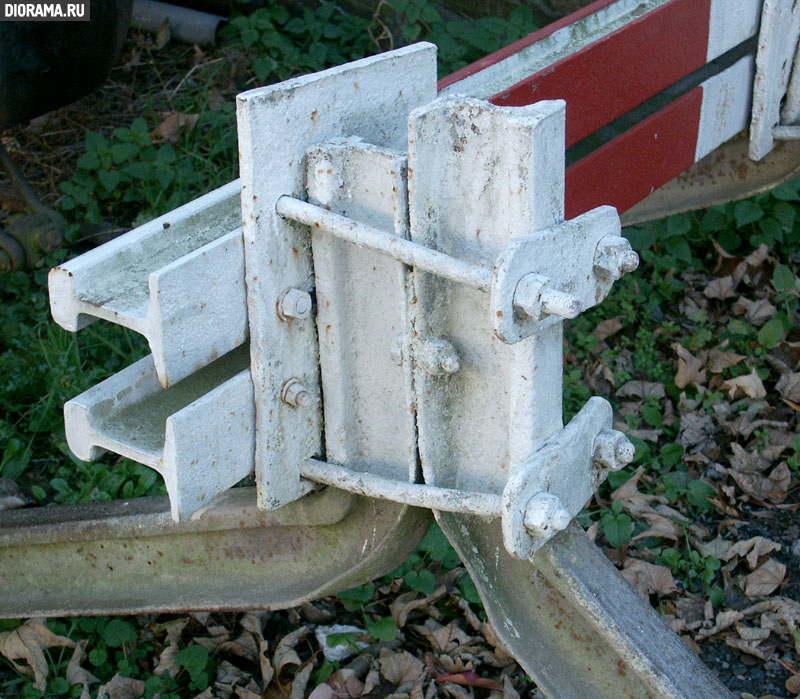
[236,42,437,510]
[502,397,613,559]
[490,205,636,343]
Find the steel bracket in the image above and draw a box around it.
[502,397,633,558]
[490,206,637,343]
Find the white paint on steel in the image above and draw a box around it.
[408,96,566,497]
[64,350,254,521]
[782,39,800,124]
[307,139,418,483]
[49,180,245,388]
[439,0,670,100]
[750,0,800,160]
[501,396,616,558]
[300,459,501,518]
[490,206,625,344]
[276,196,493,291]
[236,44,437,510]
[706,0,762,62]
[695,55,755,161]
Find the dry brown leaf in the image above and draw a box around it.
[735,623,771,642]
[154,19,171,49]
[776,373,800,402]
[0,619,76,691]
[704,276,736,300]
[616,380,666,399]
[411,619,473,654]
[610,466,665,516]
[677,411,717,450]
[622,559,678,597]
[380,649,425,685]
[722,366,767,399]
[695,538,732,561]
[729,536,782,570]
[97,673,145,699]
[592,315,624,341]
[698,609,743,637]
[290,662,314,699]
[786,674,800,694]
[259,639,274,686]
[745,558,786,597]
[274,626,310,675]
[309,668,365,698]
[706,349,747,373]
[154,111,200,144]
[673,343,707,388]
[66,641,99,692]
[732,297,778,326]
[721,460,791,504]
[154,618,189,677]
[725,636,774,660]
[631,511,682,541]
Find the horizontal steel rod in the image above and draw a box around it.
[276,196,494,291]
[301,458,502,518]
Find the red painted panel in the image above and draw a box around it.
[491,0,711,148]
[438,0,618,91]
[565,87,702,218]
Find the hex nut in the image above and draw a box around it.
[593,429,635,471]
[281,378,310,407]
[523,492,571,535]
[278,288,312,320]
[417,337,461,376]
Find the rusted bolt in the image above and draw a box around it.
[417,337,461,375]
[593,429,635,471]
[514,273,581,321]
[523,492,571,535]
[594,235,639,280]
[278,288,312,320]
[281,378,310,407]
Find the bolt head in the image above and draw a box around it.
[439,353,461,374]
[524,492,572,535]
[281,378,310,407]
[593,429,634,471]
[278,288,312,320]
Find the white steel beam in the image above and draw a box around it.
[49,180,246,388]
[236,43,437,510]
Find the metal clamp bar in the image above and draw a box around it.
[300,457,501,517]
[300,458,575,543]
[276,195,494,291]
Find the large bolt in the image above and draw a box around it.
[594,235,639,280]
[281,378,310,407]
[277,288,312,320]
[593,429,635,471]
[514,273,582,321]
[417,337,461,376]
[523,492,572,536]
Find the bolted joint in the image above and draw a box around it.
[594,235,639,281]
[416,337,461,376]
[281,378,311,407]
[277,288,313,320]
[523,492,572,537]
[593,429,635,471]
[513,273,582,321]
